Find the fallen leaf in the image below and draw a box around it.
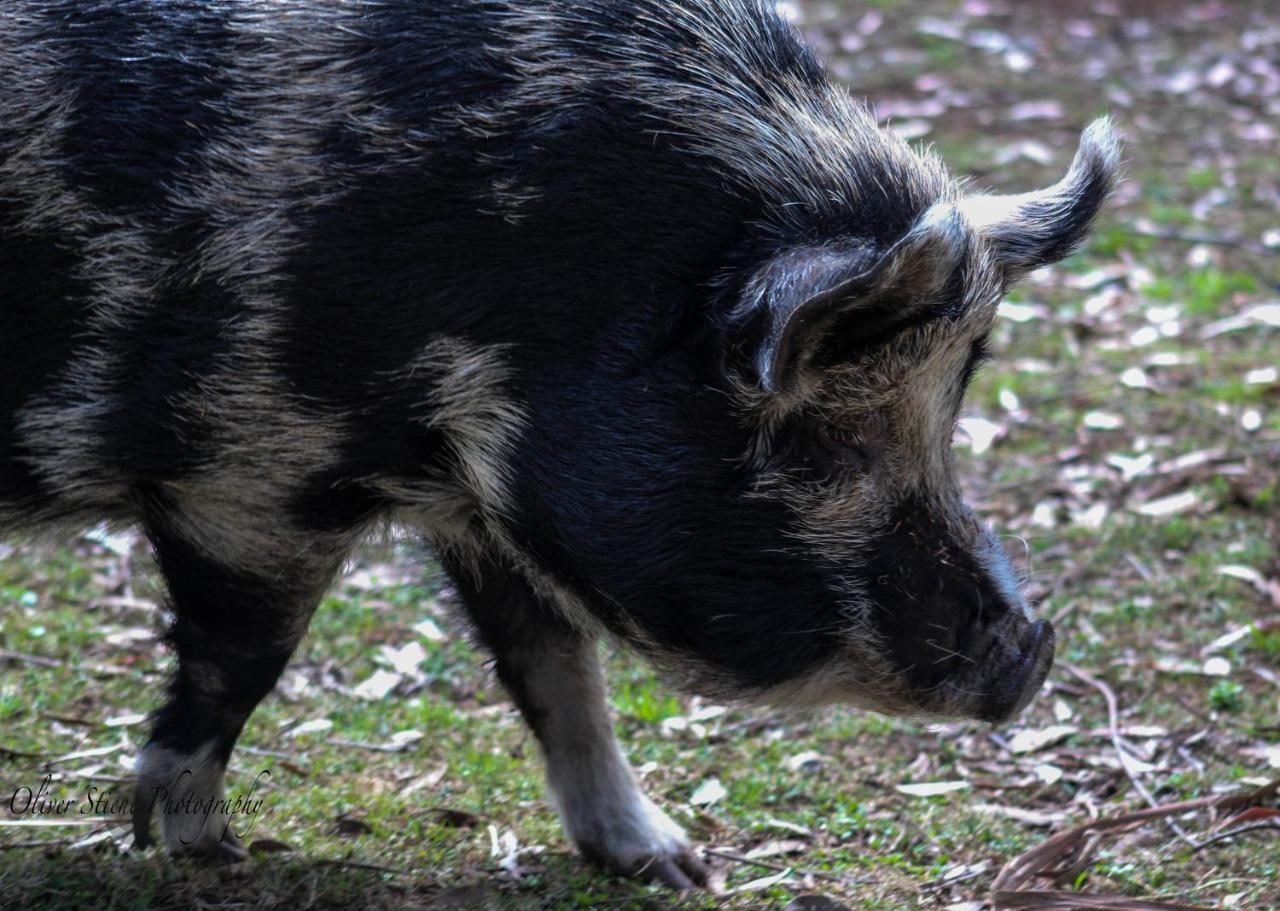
[783,751,827,773]
[379,641,427,675]
[1007,725,1078,754]
[413,618,446,641]
[1132,491,1198,517]
[690,778,727,806]
[897,781,970,797]
[353,669,402,700]
[975,803,1066,827]
[285,717,333,738]
[726,868,792,895]
[745,838,809,860]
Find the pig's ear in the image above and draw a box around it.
[958,118,1121,281]
[750,203,967,393]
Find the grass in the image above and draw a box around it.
[4,0,1280,908]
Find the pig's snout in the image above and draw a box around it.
[977,617,1056,724]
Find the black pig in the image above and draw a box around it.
[0,0,1118,888]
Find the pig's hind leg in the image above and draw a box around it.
[446,554,709,890]
[132,499,346,860]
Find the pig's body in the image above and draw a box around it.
[0,0,1117,887]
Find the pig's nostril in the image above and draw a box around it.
[1027,619,1054,658]
[979,618,1056,724]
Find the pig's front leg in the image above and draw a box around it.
[445,554,708,890]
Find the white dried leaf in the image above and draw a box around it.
[761,817,813,838]
[896,781,970,797]
[1033,763,1064,785]
[1133,490,1198,517]
[1202,657,1231,677]
[353,670,402,700]
[997,301,1047,322]
[286,718,334,738]
[889,120,931,141]
[83,524,138,557]
[1083,288,1121,316]
[1004,49,1033,72]
[1118,751,1157,776]
[689,703,727,722]
[1106,453,1154,482]
[1031,502,1058,529]
[726,869,792,895]
[1218,564,1264,584]
[1201,301,1280,338]
[1009,100,1063,120]
[1241,744,1280,769]
[103,712,148,728]
[1083,411,1122,430]
[1122,725,1169,738]
[1130,326,1160,346]
[690,778,727,806]
[992,139,1052,165]
[745,838,809,860]
[379,641,427,675]
[659,715,690,736]
[1243,303,1280,326]
[957,416,1003,454]
[389,730,424,748]
[104,627,155,647]
[1120,367,1149,389]
[413,618,445,641]
[974,803,1064,827]
[1071,503,1107,530]
[774,1,801,23]
[783,751,827,773]
[1008,725,1077,754]
[969,29,1013,53]
[917,17,964,40]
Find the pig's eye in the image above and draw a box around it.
[802,424,870,476]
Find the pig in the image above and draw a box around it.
[0,0,1119,889]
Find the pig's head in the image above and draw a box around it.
[492,120,1120,724]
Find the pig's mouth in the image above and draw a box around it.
[973,618,1056,724]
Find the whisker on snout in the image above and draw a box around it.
[925,640,976,666]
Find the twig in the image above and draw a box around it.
[0,649,61,668]
[1115,225,1270,256]
[701,847,871,885]
[1188,819,1280,854]
[921,864,989,891]
[992,779,1280,900]
[325,737,417,754]
[0,745,51,759]
[1061,662,1198,849]
[313,857,408,876]
[993,891,1217,910]
[0,649,148,679]
[0,838,76,851]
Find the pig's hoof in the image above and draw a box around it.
[133,745,248,863]
[627,843,710,892]
[573,797,709,891]
[173,831,250,863]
